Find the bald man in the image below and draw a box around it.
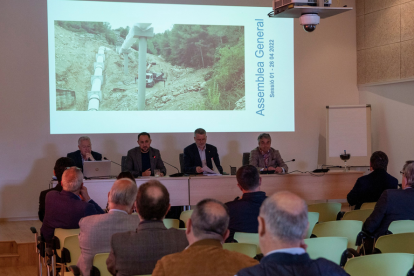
[77,178,140,276]
[106,180,188,276]
[41,167,104,244]
[236,192,348,276]
[152,199,258,276]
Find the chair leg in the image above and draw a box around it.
[61,263,66,276]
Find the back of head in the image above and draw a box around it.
[403,162,414,188]
[370,151,388,170]
[54,157,75,183]
[136,180,169,220]
[62,167,83,193]
[117,171,136,183]
[260,191,308,243]
[237,165,260,191]
[109,178,138,208]
[191,199,229,239]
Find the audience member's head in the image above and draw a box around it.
[61,167,84,193]
[187,199,229,244]
[54,157,75,183]
[117,171,136,183]
[108,178,138,213]
[402,162,414,189]
[136,180,170,221]
[370,151,389,171]
[258,191,308,255]
[236,165,261,192]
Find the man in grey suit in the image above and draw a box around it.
[107,180,188,276]
[126,132,167,177]
[77,178,139,276]
[249,133,288,173]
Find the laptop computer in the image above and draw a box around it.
[83,160,111,178]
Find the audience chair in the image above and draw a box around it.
[179,210,193,227]
[311,220,363,250]
[223,243,257,258]
[304,237,348,265]
[163,218,180,229]
[30,227,47,276]
[306,212,319,238]
[234,232,260,254]
[70,253,111,276]
[360,202,376,210]
[374,233,414,254]
[307,202,341,222]
[342,209,374,222]
[388,220,414,234]
[51,228,80,276]
[344,253,414,276]
[242,152,250,166]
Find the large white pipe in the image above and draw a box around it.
[88,47,105,111]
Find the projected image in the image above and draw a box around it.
[54,21,245,111]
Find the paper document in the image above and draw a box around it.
[202,166,221,176]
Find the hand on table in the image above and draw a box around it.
[267,166,276,171]
[79,185,91,202]
[142,169,151,176]
[275,167,283,173]
[196,166,204,173]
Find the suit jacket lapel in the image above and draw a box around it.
[136,148,143,172]
[205,144,213,169]
[193,143,203,167]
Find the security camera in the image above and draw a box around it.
[299,14,320,32]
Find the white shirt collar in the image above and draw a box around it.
[265,247,306,256]
[108,209,128,215]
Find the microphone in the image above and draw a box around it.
[160,157,185,177]
[285,159,295,163]
[104,157,124,170]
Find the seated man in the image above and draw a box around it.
[125,132,166,177]
[67,136,102,172]
[40,167,105,243]
[249,133,288,173]
[347,151,398,209]
[38,157,75,221]
[106,180,188,275]
[225,165,267,242]
[152,199,258,276]
[236,191,348,276]
[77,178,139,276]
[183,128,223,174]
[363,162,414,238]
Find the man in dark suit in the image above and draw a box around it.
[125,132,166,177]
[106,180,188,276]
[249,133,288,173]
[38,157,75,222]
[40,167,105,244]
[225,165,266,242]
[236,192,348,276]
[67,136,102,172]
[347,151,398,209]
[183,128,223,174]
[363,162,414,238]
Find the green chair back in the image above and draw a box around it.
[307,212,320,238]
[375,233,414,254]
[360,202,376,210]
[179,210,193,228]
[63,235,81,267]
[311,220,363,249]
[223,243,257,258]
[307,202,341,222]
[388,220,414,234]
[92,253,111,276]
[304,237,348,265]
[54,228,80,258]
[342,209,374,222]
[163,218,180,229]
[234,232,260,254]
[344,253,414,276]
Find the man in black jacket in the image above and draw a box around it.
[38,157,75,221]
[67,136,102,172]
[363,161,414,238]
[236,191,348,276]
[183,128,223,174]
[347,151,398,209]
[225,165,266,242]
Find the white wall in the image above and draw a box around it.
[0,0,358,219]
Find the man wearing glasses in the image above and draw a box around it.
[67,136,102,172]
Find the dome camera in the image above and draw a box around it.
[299,14,320,32]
